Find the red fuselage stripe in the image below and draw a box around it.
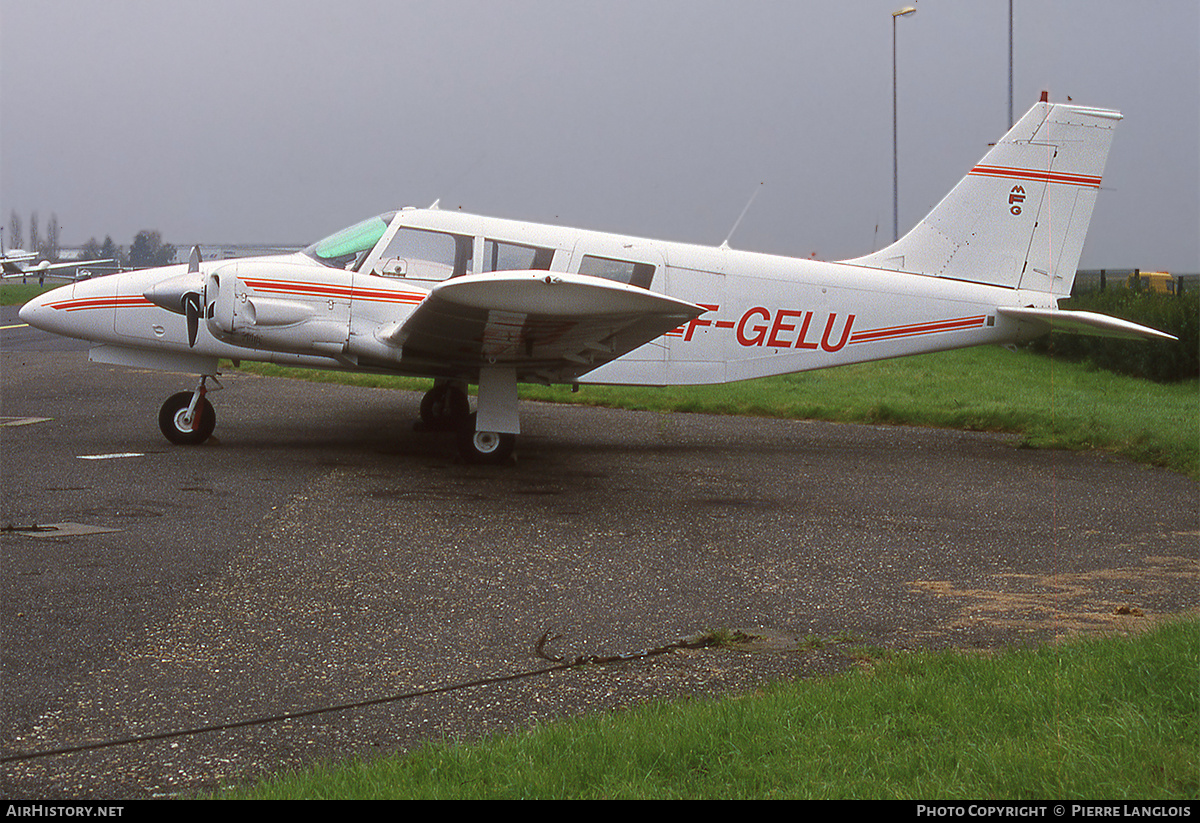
[242,278,424,304]
[49,296,154,311]
[849,315,986,344]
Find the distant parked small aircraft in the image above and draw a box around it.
[2,250,113,284]
[20,96,1174,462]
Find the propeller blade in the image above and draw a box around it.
[188,245,202,274]
[184,292,201,347]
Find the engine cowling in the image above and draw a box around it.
[205,260,351,356]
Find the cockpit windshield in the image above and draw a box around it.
[302,212,396,270]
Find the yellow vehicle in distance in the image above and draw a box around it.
[1128,270,1176,294]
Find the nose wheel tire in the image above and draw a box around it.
[158,391,216,445]
[456,413,515,464]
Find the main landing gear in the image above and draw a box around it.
[456,412,516,465]
[158,375,219,445]
[418,381,517,465]
[418,382,470,431]
[155,373,517,464]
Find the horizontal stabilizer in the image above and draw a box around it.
[997,307,1177,341]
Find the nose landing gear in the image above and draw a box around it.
[158,375,219,445]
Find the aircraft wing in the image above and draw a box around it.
[997,306,1177,341]
[382,271,705,382]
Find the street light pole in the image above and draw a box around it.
[893,5,917,243]
[1008,0,1014,127]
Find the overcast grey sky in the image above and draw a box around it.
[2,0,1197,270]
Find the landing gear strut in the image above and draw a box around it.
[420,375,518,464]
[456,368,519,464]
[158,375,219,445]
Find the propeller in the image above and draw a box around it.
[143,245,205,347]
[183,291,202,347]
[185,246,202,347]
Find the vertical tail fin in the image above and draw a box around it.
[843,98,1121,296]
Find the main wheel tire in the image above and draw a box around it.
[456,412,515,464]
[158,391,216,445]
[420,384,470,430]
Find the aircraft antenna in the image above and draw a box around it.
[720,183,763,249]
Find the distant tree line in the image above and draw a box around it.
[79,230,176,270]
[7,209,175,269]
[7,209,60,260]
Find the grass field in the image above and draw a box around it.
[1,282,69,305]
[220,617,1198,799]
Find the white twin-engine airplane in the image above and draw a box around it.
[19,97,1175,463]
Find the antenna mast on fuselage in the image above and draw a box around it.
[720,182,764,249]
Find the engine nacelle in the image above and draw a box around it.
[205,261,351,357]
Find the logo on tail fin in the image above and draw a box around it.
[1009,186,1026,215]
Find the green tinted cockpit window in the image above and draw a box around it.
[303,212,396,269]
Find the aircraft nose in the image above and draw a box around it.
[18,281,87,339]
[18,287,59,329]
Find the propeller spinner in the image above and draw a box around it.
[143,245,205,347]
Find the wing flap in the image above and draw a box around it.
[997,306,1177,341]
[385,271,704,381]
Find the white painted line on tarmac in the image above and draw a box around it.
[0,417,52,427]
[4,522,123,537]
[76,453,145,460]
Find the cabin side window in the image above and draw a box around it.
[376,227,473,281]
[483,240,555,273]
[578,255,655,289]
